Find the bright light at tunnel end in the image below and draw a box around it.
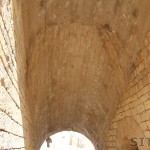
[40,131,95,150]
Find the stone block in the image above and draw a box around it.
[136,104,145,114]
[125,109,132,117]
[144,38,149,46]
[133,114,142,123]
[124,104,130,111]
[142,75,149,87]
[140,122,148,130]
[144,131,150,138]
[132,107,138,115]
[135,54,143,66]
[132,85,138,95]
[138,80,143,90]
[146,120,150,130]
[141,111,150,122]
[144,100,150,110]
[140,93,149,103]
[138,86,149,97]
[112,122,118,129]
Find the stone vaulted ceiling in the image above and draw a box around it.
[21,0,150,149]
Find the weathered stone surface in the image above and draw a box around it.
[0,0,33,149]
[2,0,150,150]
[26,23,130,149]
[20,0,150,149]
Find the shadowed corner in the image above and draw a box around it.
[11,0,35,149]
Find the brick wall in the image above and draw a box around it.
[103,31,150,150]
[0,0,34,149]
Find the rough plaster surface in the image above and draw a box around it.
[23,0,150,149]
[2,0,150,150]
[27,22,136,148]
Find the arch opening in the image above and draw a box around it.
[40,131,95,150]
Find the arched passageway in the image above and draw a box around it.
[2,0,150,150]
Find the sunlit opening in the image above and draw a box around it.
[40,131,95,150]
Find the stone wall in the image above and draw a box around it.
[2,1,150,150]
[0,0,34,149]
[103,31,150,150]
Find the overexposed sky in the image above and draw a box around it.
[40,131,95,150]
